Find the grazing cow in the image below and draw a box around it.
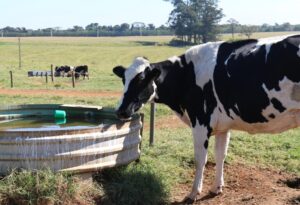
[113,35,300,203]
[55,65,73,77]
[74,65,89,79]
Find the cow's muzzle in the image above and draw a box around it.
[116,110,132,121]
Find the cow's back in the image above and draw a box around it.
[185,35,300,134]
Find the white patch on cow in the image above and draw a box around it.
[262,77,300,109]
[168,56,183,67]
[226,72,231,78]
[261,103,279,120]
[291,84,300,102]
[203,99,207,113]
[224,52,234,66]
[234,103,239,113]
[185,42,223,88]
[211,131,230,194]
[116,57,150,109]
[188,121,209,199]
[297,44,300,57]
[148,81,158,102]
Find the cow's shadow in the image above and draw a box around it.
[93,164,169,205]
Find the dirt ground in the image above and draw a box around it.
[171,162,299,205]
[155,117,300,205]
[1,89,299,205]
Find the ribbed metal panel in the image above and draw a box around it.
[0,104,142,174]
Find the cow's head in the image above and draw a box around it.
[113,57,160,120]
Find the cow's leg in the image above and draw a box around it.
[211,131,230,194]
[186,123,210,202]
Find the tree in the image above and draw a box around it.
[120,23,130,31]
[167,0,224,43]
[148,24,156,30]
[227,18,239,39]
[85,23,99,31]
[241,25,257,39]
[72,26,84,32]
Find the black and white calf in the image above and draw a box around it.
[113,35,300,203]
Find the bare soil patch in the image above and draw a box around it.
[171,162,300,205]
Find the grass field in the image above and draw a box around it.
[0,32,299,204]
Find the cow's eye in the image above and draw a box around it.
[133,98,139,103]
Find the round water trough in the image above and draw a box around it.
[0,104,142,174]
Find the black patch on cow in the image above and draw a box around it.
[204,140,209,149]
[218,107,222,113]
[270,98,286,113]
[153,55,217,138]
[153,55,195,116]
[269,113,275,119]
[214,35,300,124]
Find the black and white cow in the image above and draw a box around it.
[54,65,73,77]
[74,65,89,79]
[113,35,300,203]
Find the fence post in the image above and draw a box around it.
[51,64,54,82]
[149,103,155,146]
[9,71,13,88]
[72,71,75,88]
[45,72,48,84]
[18,37,21,69]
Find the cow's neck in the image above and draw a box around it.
[152,55,195,116]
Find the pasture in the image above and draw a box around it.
[0,33,299,204]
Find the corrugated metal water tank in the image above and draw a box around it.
[0,104,142,174]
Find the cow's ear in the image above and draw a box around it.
[113,66,125,78]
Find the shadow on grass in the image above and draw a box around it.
[93,164,169,205]
[134,41,159,46]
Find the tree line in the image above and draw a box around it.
[1,22,298,38]
[0,23,173,37]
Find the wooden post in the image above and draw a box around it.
[51,64,54,82]
[9,71,13,88]
[72,71,75,88]
[149,103,155,146]
[45,72,48,84]
[18,37,21,69]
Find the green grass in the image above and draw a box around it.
[0,169,99,205]
[0,33,299,204]
[0,36,186,91]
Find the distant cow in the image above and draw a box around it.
[74,65,89,79]
[113,35,300,203]
[54,65,73,77]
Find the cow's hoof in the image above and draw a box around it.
[210,185,223,195]
[182,196,195,204]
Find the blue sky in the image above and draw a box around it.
[0,0,299,29]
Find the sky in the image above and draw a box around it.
[0,0,299,29]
